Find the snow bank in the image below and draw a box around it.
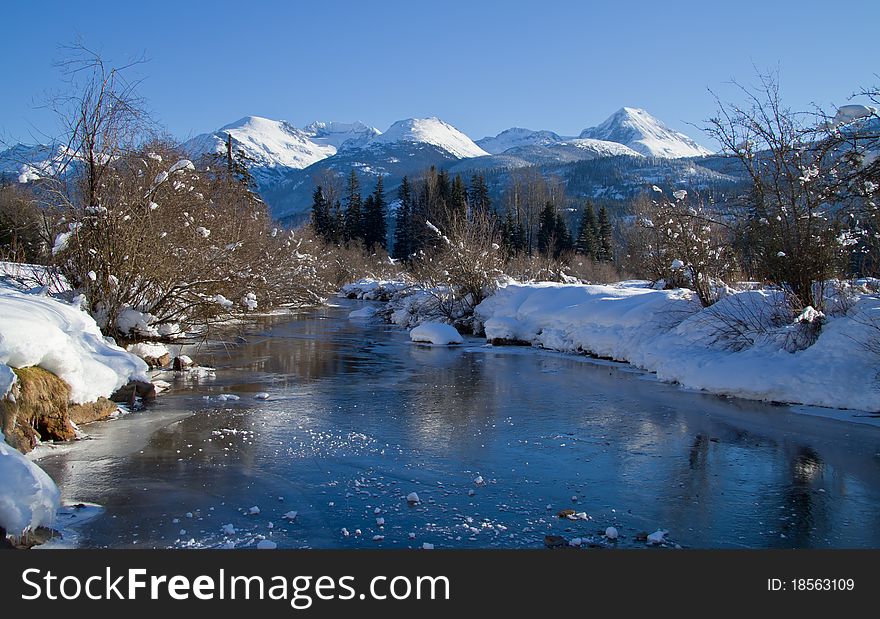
[0,432,60,535]
[410,322,463,345]
[0,288,149,403]
[475,282,880,411]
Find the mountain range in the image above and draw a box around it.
[1,107,730,221]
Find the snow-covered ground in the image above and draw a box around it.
[0,281,156,539]
[0,284,149,403]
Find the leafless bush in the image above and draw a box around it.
[503,251,570,283]
[696,289,822,352]
[0,183,52,264]
[409,209,506,319]
[566,254,632,284]
[705,71,845,310]
[315,235,399,289]
[621,191,733,306]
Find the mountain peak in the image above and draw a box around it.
[476,127,565,154]
[183,115,334,180]
[301,120,381,150]
[367,117,489,159]
[580,108,711,158]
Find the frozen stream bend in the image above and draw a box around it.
[34,299,880,549]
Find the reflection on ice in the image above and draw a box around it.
[35,300,880,549]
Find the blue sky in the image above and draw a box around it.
[1,0,878,148]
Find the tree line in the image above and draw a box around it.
[310,166,615,265]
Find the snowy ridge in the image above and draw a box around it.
[302,120,381,150]
[184,116,335,172]
[560,137,643,158]
[365,117,489,159]
[0,143,72,183]
[579,107,712,158]
[476,128,565,154]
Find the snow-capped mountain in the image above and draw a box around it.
[4,107,721,221]
[559,137,644,158]
[301,120,381,150]
[476,128,566,154]
[579,107,712,158]
[452,138,643,174]
[0,143,71,183]
[365,117,489,159]
[183,116,336,183]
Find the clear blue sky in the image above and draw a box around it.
[1,0,878,148]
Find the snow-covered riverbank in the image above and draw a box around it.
[0,280,149,539]
[343,278,880,412]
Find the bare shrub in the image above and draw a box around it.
[503,252,570,283]
[566,254,632,284]
[0,183,51,264]
[705,71,845,310]
[409,209,505,321]
[313,233,399,289]
[622,191,733,306]
[696,289,825,352]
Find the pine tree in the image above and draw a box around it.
[450,174,468,223]
[469,173,491,215]
[362,176,388,250]
[332,199,344,244]
[596,205,614,262]
[343,170,362,244]
[393,176,413,260]
[576,201,598,258]
[537,201,557,256]
[500,209,526,256]
[311,185,332,242]
[555,212,573,257]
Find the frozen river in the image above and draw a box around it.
[37,299,880,549]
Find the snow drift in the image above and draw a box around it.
[0,431,60,535]
[0,287,149,403]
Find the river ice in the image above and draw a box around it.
[33,300,880,549]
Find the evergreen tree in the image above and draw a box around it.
[469,173,491,215]
[213,135,257,189]
[596,205,614,262]
[450,174,468,223]
[343,170,362,244]
[575,201,598,258]
[537,201,557,256]
[362,176,388,250]
[555,212,573,257]
[332,199,344,244]
[537,201,573,258]
[500,208,526,256]
[311,185,332,242]
[393,176,413,260]
[362,194,375,244]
